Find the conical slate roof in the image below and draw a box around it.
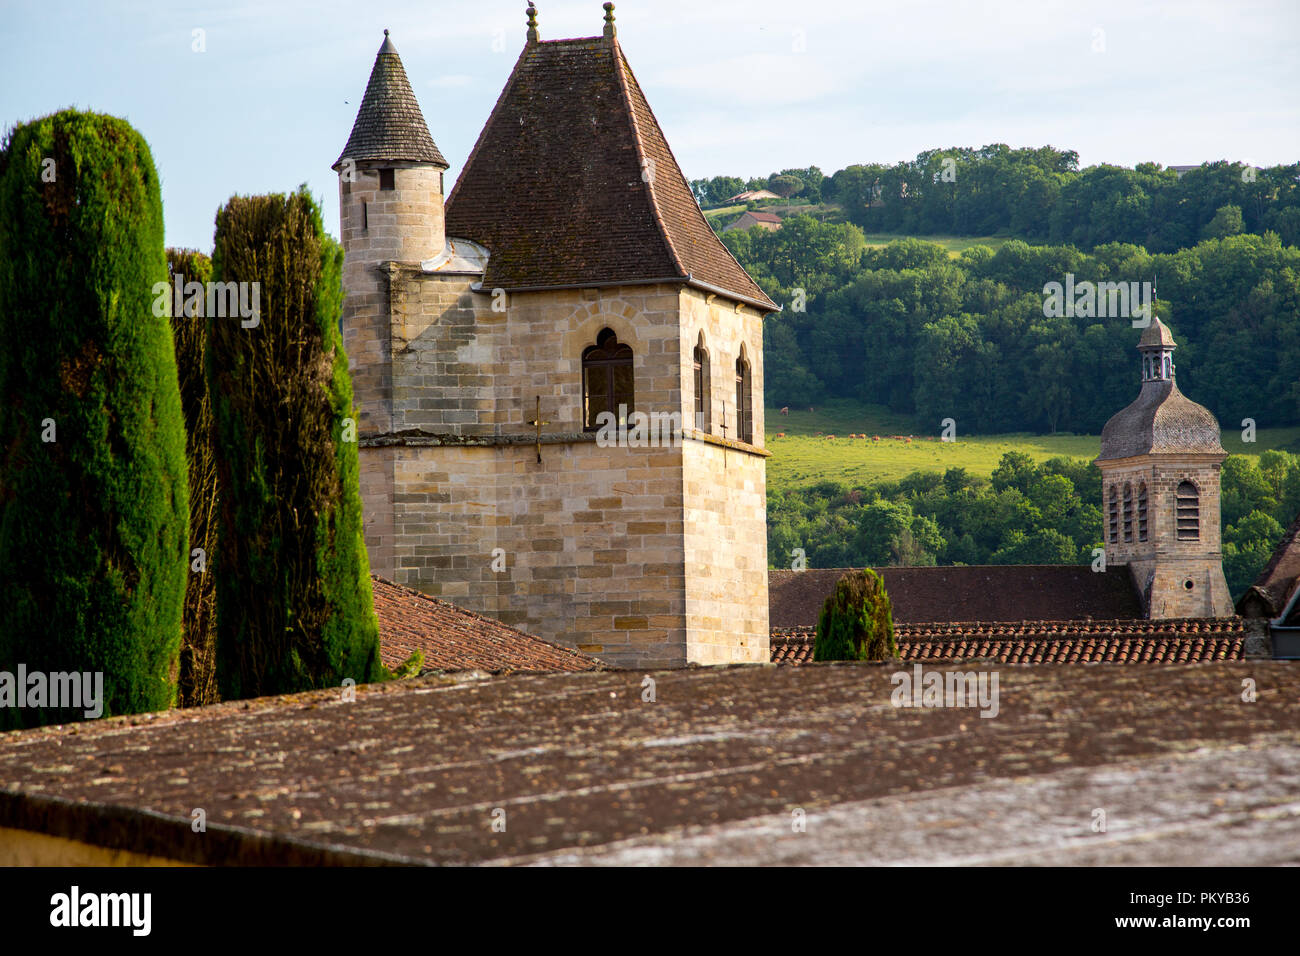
[444,34,776,311]
[1098,319,1222,460]
[334,31,447,171]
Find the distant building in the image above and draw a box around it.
[723,210,782,233]
[770,314,1258,663]
[728,189,780,203]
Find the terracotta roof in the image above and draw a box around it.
[740,211,782,223]
[1237,511,1300,619]
[334,32,448,170]
[444,35,776,311]
[1098,320,1223,460]
[371,576,601,673]
[770,618,1246,664]
[769,566,1144,628]
[2,661,1294,865]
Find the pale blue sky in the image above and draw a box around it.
[2,0,1296,251]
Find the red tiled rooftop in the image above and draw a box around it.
[372,576,602,673]
[770,618,1247,665]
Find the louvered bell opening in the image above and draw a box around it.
[1176,481,1199,540]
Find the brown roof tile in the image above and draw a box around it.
[769,618,1246,665]
[769,565,1144,628]
[444,35,775,311]
[1237,511,1300,620]
[371,576,602,673]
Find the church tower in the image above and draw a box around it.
[1096,316,1233,618]
[334,8,776,668]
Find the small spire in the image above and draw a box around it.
[603,2,616,38]
[526,2,539,44]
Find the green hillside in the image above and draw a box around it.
[765,399,1300,489]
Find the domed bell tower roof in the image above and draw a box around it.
[1097,316,1223,461]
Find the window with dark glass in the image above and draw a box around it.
[582,328,634,431]
[735,354,752,444]
[1176,480,1199,540]
[693,336,710,433]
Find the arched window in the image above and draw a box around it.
[693,333,711,433]
[582,328,634,431]
[735,349,753,444]
[1108,485,1118,544]
[1137,482,1148,541]
[1176,480,1199,540]
[1122,483,1133,542]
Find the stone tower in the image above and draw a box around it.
[333,29,449,436]
[1095,316,1233,618]
[334,8,777,668]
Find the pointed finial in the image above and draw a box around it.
[526,2,539,44]
[603,2,616,38]
[384,28,389,36]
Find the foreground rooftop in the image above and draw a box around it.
[1,661,1296,865]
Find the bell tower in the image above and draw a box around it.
[1096,316,1233,618]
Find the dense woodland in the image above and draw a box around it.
[713,149,1300,588]
[693,148,1300,250]
[768,451,1300,599]
[725,220,1300,435]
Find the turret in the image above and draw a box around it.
[334,29,449,432]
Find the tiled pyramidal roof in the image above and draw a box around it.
[334,32,448,170]
[770,619,1247,665]
[444,33,776,310]
[371,576,602,673]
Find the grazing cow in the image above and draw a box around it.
[872,435,881,442]
[780,406,789,416]
[776,432,786,438]
[826,434,836,440]
[808,406,814,413]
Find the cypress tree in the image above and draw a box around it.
[167,248,220,706]
[208,187,381,699]
[0,111,188,727]
[813,569,897,662]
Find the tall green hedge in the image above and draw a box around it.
[813,569,897,662]
[167,248,220,706]
[208,187,381,699]
[0,111,188,727]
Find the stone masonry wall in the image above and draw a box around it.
[353,277,770,667]
[1100,455,1232,618]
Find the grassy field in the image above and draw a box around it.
[765,399,1300,489]
[859,233,1020,256]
